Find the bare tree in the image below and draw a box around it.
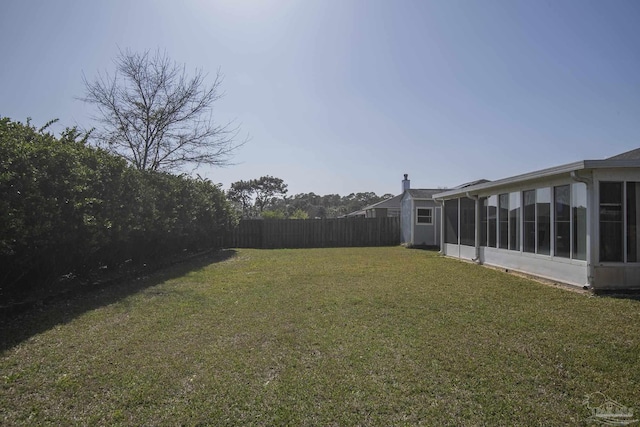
[82,49,244,171]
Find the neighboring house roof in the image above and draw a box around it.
[343,194,402,217]
[365,193,403,210]
[344,209,366,217]
[434,155,640,200]
[345,188,443,217]
[607,147,640,160]
[404,189,443,199]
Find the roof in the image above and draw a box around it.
[346,188,443,217]
[364,193,403,210]
[434,158,640,199]
[344,209,365,217]
[454,179,491,189]
[608,147,640,160]
[344,194,402,217]
[404,189,443,199]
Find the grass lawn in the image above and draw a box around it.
[1,247,639,426]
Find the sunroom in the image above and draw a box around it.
[433,156,640,290]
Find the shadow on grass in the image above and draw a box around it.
[0,249,237,353]
[404,244,440,251]
[592,289,640,301]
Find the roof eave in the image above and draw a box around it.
[361,194,403,211]
[433,159,640,199]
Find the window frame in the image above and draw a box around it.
[599,181,625,263]
[554,185,571,258]
[416,207,433,225]
[459,197,476,247]
[536,187,551,256]
[627,182,639,263]
[479,197,488,247]
[444,199,459,245]
[523,189,536,253]
[487,195,497,248]
[509,192,521,251]
[498,193,509,249]
[572,183,587,261]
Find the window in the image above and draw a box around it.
[416,208,433,225]
[488,195,497,247]
[536,188,551,255]
[480,197,488,247]
[572,183,587,261]
[628,182,640,263]
[523,190,536,253]
[555,185,571,258]
[600,182,623,262]
[598,181,640,263]
[477,184,586,259]
[444,199,459,244]
[498,194,509,249]
[460,197,476,247]
[509,192,521,251]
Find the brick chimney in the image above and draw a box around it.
[402,174,410,192]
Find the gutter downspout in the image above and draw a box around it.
[466,192,481,263]
[570,171,593,289]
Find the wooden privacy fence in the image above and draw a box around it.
[226,217,400,249]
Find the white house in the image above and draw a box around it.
[399,175,443,247]
[433,149,640,290]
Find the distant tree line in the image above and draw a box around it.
[270,191,394,219]
[0,118,236,303]
[227,177,393,219]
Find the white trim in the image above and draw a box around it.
[416,207,433,225]
[434,159,640,200]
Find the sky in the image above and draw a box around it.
[1,0,639,196]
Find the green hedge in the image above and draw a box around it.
[0,118,236,302]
